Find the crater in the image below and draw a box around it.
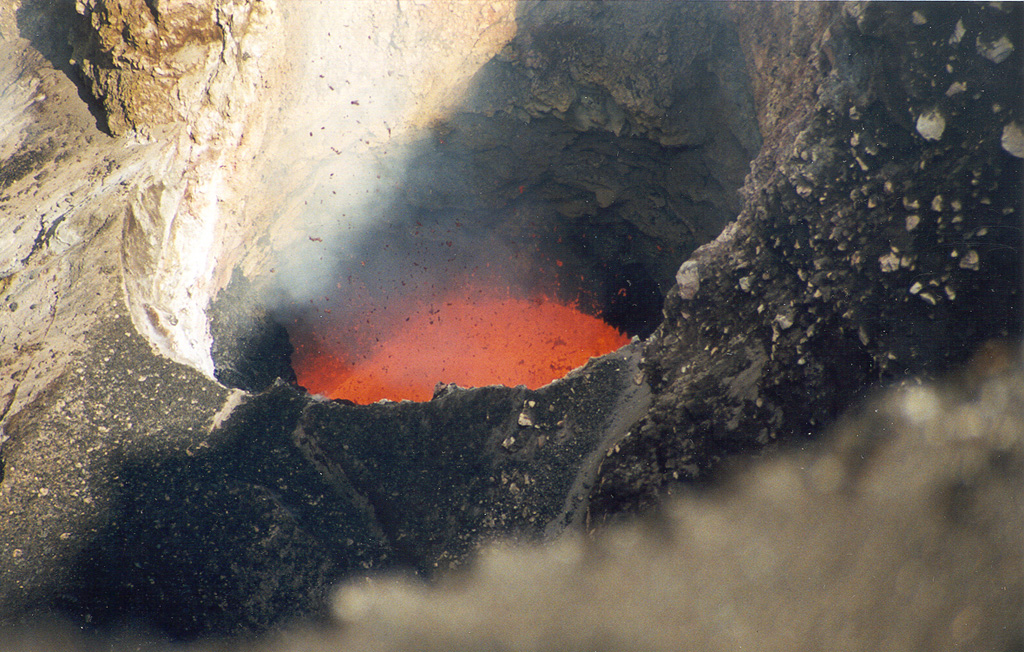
[209,1,761,401]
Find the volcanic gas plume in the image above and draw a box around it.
[290,276,629,404]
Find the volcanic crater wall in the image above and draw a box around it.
[590,1,1022,518]
[213,0,761,391]
[0,0,1021,648]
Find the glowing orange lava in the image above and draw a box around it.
[291,284,629,404]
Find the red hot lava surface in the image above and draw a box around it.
[291,282,629,404]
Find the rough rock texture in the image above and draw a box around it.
[6,347,1024,650]
[495,1,760,153]
[0,310,232,632]
[589,1,1022,519]
[395,0,760,332]
[70,0,241,137]
[0,0,1021,648]
[317,349,1024,652]
[3,332,648,639]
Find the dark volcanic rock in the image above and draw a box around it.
[209,269,295,392]
[588,1,1023,520]
[295,343,649,573]
[8,342,1024,651]
[0,309,232,632]
[2,325,648,638]
[54,378,388,638]
[315,348,1024,652]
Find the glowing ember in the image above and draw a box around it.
[291,284,629,403]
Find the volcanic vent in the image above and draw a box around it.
[210,2,761,404]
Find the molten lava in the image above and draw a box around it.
[291,283,629,404]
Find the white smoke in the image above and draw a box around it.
[250,1,519,308]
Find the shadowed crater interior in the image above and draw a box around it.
[210,1,761,397]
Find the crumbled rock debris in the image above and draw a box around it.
[588,1,1021,521]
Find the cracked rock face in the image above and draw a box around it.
[70,0,229,136]
[0,0,1021,648]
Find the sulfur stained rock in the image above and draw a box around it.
[70,0,227,136]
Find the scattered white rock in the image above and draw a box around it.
[945,81,967,97]
[977,34,1014,64]
[1001,122,1024,158]
[916,109,946,141]
[911,11,927,25]
[675,260,700,300]
[905,214,920,231]
[949,19,966,45]
[959,249,980,271]
[879,252,900,272]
